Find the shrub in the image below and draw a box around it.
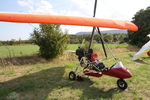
[31,24,68,59]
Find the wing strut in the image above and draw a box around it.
[88,0,107,58]
[89,0,97,49]
[97,27,107,58]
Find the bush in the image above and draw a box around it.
[31,24,68,59]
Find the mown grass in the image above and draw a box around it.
[0,44,128,58]
[0,51,149,100]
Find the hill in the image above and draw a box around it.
[76,29,127,35]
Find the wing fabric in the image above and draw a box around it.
[0,12,138,31]
[132,41,150,60]
[132,34,150,60]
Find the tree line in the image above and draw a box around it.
[69,33,128,44]
[0,33,127,46]
[0,39,32,46]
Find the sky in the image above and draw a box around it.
[0,0,150,41]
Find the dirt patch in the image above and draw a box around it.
[0,56,47,67]
[126,45,139,52]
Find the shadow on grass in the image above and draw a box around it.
[128,54,149,65]
[69,78,122,100]
[134,59,149,65]
[128,54,133,57]
[141,57,150,60]
[0,66,121,100]
[0,67,65,100]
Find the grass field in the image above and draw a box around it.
[0,44,149,100]
[0,44,39,58]
[67,43,128,50]
[0,44,128,58]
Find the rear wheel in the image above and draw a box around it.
[69,71,76,80]
[117,79,128,90]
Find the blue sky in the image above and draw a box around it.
[0,0,150,40]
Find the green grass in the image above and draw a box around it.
[0,70,16,75]
[0,44,39,58]
[0,44,128,58]
[67,43,128,50]
[67,44,80,50]
[0,51,149,100]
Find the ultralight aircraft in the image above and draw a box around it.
[0,0,138,90]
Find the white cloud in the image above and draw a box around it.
[18,0,34,11]
[31,0,53,14]
[71,0,93,17]
[18,0,28,6]
[18,0,54,14]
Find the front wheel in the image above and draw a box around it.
[69,71,76,80]
[117,79,128,90]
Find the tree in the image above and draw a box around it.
[0,41,2,46]
[9,39,16,45]
[128,7,150,47]
[31,24,68,59]
[103,33,113,43]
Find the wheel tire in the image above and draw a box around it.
[117,79,128,90]
[69,71,76,80]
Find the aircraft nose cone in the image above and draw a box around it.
[117,67,132,78]
[125,70,132,78]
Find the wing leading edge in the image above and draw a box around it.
[0,12,138,31]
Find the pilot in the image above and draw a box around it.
[87,48,108,72]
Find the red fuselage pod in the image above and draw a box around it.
[83,69,102,77]
[103,62,132,79]
[147,51,150,57]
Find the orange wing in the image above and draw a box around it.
[0,12,138,31]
